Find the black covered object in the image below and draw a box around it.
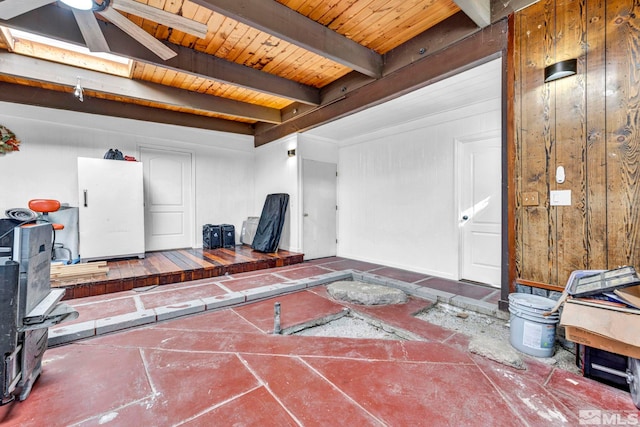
[203,224,222,249]
[252,193,289,253]
[221,224,235,249]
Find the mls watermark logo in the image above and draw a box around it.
[579,410,640,425]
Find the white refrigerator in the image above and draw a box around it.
[77,157,145,262]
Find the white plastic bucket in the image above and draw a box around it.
[508,293,559,358]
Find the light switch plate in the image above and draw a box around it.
[522,191,540,206]
[550,190,571,206]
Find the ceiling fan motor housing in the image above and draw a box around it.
[91,0,110,12]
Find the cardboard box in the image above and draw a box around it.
[564,326,640,359]
[560,300,640,359]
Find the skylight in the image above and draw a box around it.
[2,27,133,77]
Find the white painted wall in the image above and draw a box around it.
[335,99,501,278]
[297,134,338,164]
[253,134,300,252]
[0,102,255,248]
[0,58,501,269]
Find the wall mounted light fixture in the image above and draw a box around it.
[287,149,296,157]
[73,78,84,102]
[544,58,577,83]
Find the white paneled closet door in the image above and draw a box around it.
[77,157,145,262]
[302,159,337,260]
[139,147,193,251]
[458,133,502,287]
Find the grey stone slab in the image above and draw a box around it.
[202,292,245,310]
[354,273,392,287]
[387,282,423,294]
[515,284,532,294]
[450,295,508,320]
[48,320,96,346]
[482,290,500,301]
[95,309,156,335]
[155,300,206,322]
[242,283,304,301]
[351,271,365,281]
[279,281,307,292]
[283,280,303,288]
[412,287,452,303]
[301,271,352,288]
[300,277,329,287]
[355,271,424,294]
[379,277,411,288]
[327,281,408,305]
[326,270,355,279]
[468,336,525,370]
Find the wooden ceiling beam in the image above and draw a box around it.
[280,12,482,127]
[454,0,491,28]
[0,25,14,51]
[491,0,540,22]
[1,4,320,105]
[382,12,482,77]
[0,82,254,135]
[189,0,383,78]
[0,51,282,123]
[254,18,508,146]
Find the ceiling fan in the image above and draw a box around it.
[0,0,208,60]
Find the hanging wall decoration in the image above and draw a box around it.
[0,125,21,154]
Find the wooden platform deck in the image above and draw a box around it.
[52,245,304,300]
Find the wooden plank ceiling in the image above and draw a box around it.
[0,0,536,145]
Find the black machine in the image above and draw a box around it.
[0,219,78,405]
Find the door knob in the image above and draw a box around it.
[462,215,469,220]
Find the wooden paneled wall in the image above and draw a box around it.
[513,0,640,287]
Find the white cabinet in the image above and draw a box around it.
[77,157,145,262]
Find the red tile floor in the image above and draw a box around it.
[1,257,638,426]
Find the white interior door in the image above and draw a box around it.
[303,159,337,260]
[140,147,193,251]
[458,134,502,287]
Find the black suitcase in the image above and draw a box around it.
[221,224,235,249]
[203,224,222,249]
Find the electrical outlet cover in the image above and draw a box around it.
[550,190,571,206]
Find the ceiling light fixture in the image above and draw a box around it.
[544,58,577,83]
[74,78,84,102]
[59,0,94,10]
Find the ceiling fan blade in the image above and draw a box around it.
[111,0,207,39]
[98,6,176,60]
[72,8,110,52]
[0,0,55,20]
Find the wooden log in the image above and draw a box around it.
[50,261,109,279]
